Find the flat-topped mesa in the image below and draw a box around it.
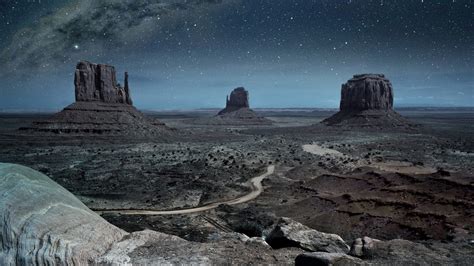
[74,61,133,105]
[340,74,393,111]
[322,74,414,129]
[219,87,249,114]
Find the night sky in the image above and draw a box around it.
[0,0,472,110]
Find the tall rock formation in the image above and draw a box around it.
[339,74,393,111]
[213,87,272,125]
[20,61,167,136]
[219,87,250,114]
[74,61,133,105]
[322,74,413,128]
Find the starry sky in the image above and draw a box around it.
[0,0,472,110]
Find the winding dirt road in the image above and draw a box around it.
[94,165,275,215]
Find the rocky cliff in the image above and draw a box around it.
[74,61,133,105]
[323,74,413,129]
[340,74,393,111]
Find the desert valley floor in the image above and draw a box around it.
[1,108,473,265]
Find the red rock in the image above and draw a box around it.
[323,74,415,129]
[74,61,132,105]
[218,87,250,114]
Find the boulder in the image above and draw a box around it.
[349,236,382,257]
[349,236,454,264]
[265,217,350,253]
[0,163,126,265]
[295,252,366,266]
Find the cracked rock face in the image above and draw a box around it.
[348,236,456,264]
[75,61,133,105]
[340,74,393,111]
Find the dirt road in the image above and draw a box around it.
[94,165,275,215]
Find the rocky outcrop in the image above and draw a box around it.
[74,61,133,105]
[349,236,457,264]
[20,61,168,136]
[340,74,393,111]
[0,163,126,265]
[218,87,249,114]
[265,217,350,253]
[295,252,365,266]
[322,74,413,128]
[349,236,381,257]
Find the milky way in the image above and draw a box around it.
[0,0,472,110]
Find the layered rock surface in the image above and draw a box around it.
[20,61,167,136]
[323,74,413,128]
[0,163,126,265]
[340,74,393,111]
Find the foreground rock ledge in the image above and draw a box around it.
[0,163,302,265]
[0,163,126,265]
[266,217,350,253]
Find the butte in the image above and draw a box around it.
[214,87,272,125]
[322,74,414,129]
[20,61,168,136]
